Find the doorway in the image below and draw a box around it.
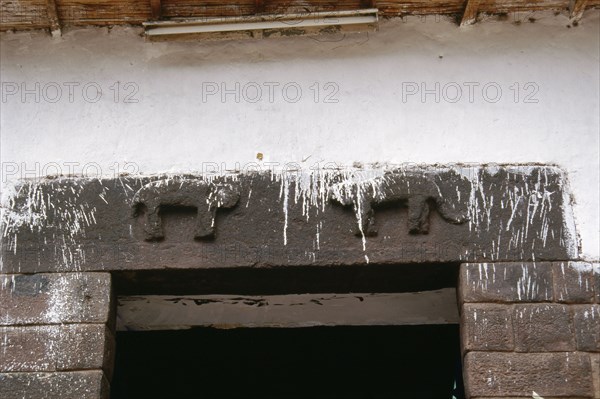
[110,264,465,399]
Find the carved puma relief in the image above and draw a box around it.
[131,178,240,241]
[330,171,469,236]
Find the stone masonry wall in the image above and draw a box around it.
[0,273,114,399]
[1,264,599,398]
[0,167,596,398]
[460,262,600,399]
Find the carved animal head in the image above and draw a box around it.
[328,183,358,206]
[213,184,240,208]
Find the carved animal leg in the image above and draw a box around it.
[437,199,468,224]
[356,204,377,237]
[144,204,164,240]
[408,195,430,234]
[194,205,217,239]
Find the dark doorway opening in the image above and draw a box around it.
[111,325,464,399]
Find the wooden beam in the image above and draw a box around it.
[360,0,377,8]
[46,0,61,37]
[569,0,588,22]
[255,0,265,14]
[150,0,161,20]
[460,0,480,26]
[117,289,460,331]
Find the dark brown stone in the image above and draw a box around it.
[0,371,109,399]
[591,353,600,399]
[0,167,576,273]
[0,324,113,373]
[131,178,240,241]
[573,304,600,352]
[460,262,554,303]
[461,303,514,352]
[464,352,594,398]
[329,171,469,236]
[553,262,596,303]
[513,304,575,352]
[0,273,111,326]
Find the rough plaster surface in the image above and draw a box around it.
[0,11,598,259]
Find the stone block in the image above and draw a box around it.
[0,324,114,373]
[0,273,111,325]
[513,304,575,352]
[0,371,109,399]
[462,303,514,351]
[573,305,600,352]
[553,262,596,303]
[464,352,593,398]
[460,263,553,303]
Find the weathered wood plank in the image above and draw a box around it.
[0,0,50,31]
[376,0,464,15]
[161,0,255,19]
[57,0,152,26]
[477,0,567,13]
[255,0,265,13]
[360,0,377,8]
[116,288,460,330]
[150,0,161,19]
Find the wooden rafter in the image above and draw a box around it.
[360,0,377,8]
[150,0,162,20]
[1,0,595,32]
[569,0,588,21]
[460,0,480,26]
[46,0,61,36]
[255,0,265,14]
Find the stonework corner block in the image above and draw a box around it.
[0,370,110,399]
[0,324,114,374]
[460,262,553,303]
[553,261,597,303]
[463,352,593,398]
[573,304,600,352]
[0,273,112,326]
[461,303,514,352]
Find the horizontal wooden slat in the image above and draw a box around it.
[117,288,460,330]
[377,0,465,15]
[264,0,362,14]
[0,0,50,30]
[161,0,256,18]
[478,0,568,13]
[57,0,152,25]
